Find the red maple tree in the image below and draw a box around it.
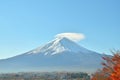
[91,51,120,80]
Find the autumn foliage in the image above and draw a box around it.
[91,51,120,80]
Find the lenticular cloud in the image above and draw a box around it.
[55,33,85,42]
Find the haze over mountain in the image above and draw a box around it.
[0,37,104,73]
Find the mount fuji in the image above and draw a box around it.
[0,37,104,73]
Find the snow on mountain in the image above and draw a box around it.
[28,37,91,55]
[0,37,104,73]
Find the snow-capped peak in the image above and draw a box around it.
[28,37,88,55]
[0,36,103,73]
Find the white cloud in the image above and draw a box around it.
[55,33,85,42]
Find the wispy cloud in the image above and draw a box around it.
[55,33,85,42]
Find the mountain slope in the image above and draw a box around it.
[0,37,103,73]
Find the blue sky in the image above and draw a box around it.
[0,0,120,59]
